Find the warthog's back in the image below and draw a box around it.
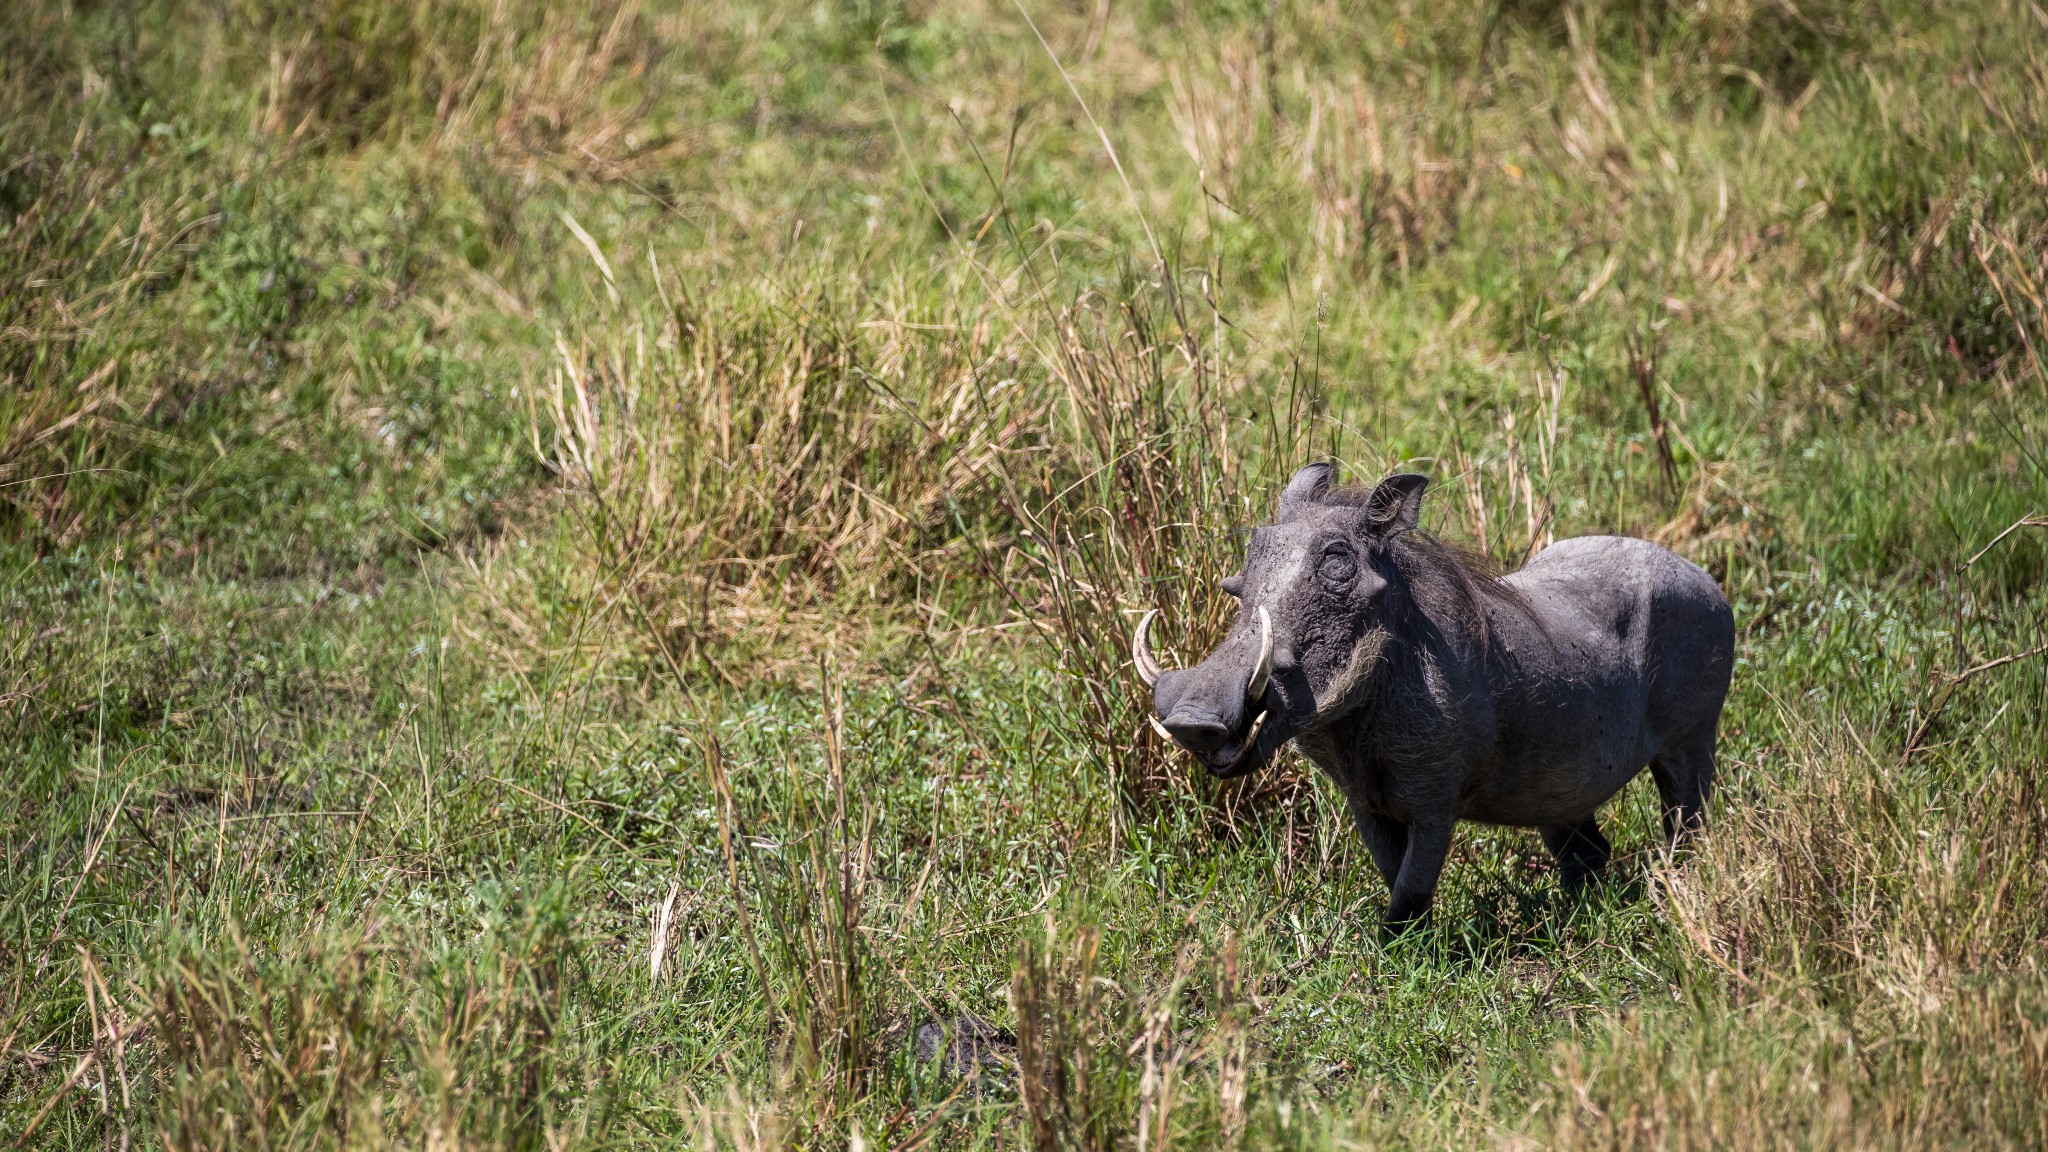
[1469,535,1734,825]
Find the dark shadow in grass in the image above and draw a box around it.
[1376,847,1660,973]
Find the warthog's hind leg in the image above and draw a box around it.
[1540,819,1612,889]
[1649,724,1718,843]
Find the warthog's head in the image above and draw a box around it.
[1135,464,1428,777]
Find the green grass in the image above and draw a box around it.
[4,0,2046,1147]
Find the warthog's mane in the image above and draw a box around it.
[1314,483,1535,658]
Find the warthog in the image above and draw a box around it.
[1136,464,1734,929]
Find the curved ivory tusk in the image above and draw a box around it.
[1132,609,1167,687]
[1245,606,1274,702]
[1148,714,1175,743]
[1217,709,1269,770]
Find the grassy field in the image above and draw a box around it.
[4,0,2046,1147]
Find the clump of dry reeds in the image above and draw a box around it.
[1523,678,2048,1149]
[0,18,211,543]
[1657,715,2048,1003]
[239,0,675,170]
[1653,224,2048,1005]
[979,280,1273,815]
[755,686,882,1125]
[530,237,1283,826]
[152,926,397,1150]
[1007,919,1271,1152]
[1011,921,1131,1152]
[691,674,891,1142]
[149,883,586,1150]
[529,244,1039,676]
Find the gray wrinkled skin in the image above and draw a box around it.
[1151,464,1735,929]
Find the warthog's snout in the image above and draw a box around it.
[1134,608,1274,774]
[1154,672,1239,754]
[1160,704,1233,754]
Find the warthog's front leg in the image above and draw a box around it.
[1383,818,1454,932]
[1349,803,1407,891]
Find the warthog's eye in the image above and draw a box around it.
[1318,546,1357,588]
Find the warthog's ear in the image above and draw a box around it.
[1278,462,1336,520]
[1363,472,1429,534]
